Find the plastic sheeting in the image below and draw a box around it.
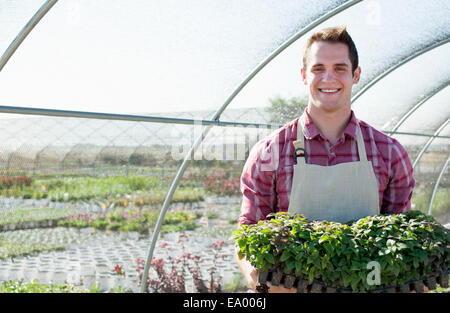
[0,0,449,214]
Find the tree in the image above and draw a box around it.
[267,96,308,124]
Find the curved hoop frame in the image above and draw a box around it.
[0,0,58,71]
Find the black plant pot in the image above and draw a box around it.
[270,268,283,286]
[438,272,449,288]
[413,281,425,293]
[282,274,296,289]
[424,276,437,290]
[399,283,411,293]
[257,270,269,285]
[256,268,448,293]
[296,279,308,293]
[310,283,324,293]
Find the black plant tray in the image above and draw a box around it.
[256,268,449,293]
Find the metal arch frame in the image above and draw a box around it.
[60,119,116,169]
[428,155,450,215]
[386,86,450,216]
[412,119,449,169]
[33,118,88,173]
[4,120,42,171]
[0,0,59,172]
[351,39,450,104]
[139,0,365,292]
[0,0,58,72]
[411,117,449,214]
[2,105,450,139]
[388,82,449,136]
[61,142,95,170]
[93,121,142,162]
[5,118,54,172]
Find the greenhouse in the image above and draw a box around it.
[0,0,448,294]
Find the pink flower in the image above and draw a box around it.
[178,233,188,242]
[112,264,125,275]
[211,240,226,250]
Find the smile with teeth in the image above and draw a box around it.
[319,88,341,94]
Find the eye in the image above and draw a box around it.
[336,67,346,72]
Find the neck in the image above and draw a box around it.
[306,105,352,145]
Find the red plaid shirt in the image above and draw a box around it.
[239,109,415,225]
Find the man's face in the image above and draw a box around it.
[301,41,361,114]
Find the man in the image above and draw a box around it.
[235,26,415,292]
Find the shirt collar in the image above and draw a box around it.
[300,107,359,141]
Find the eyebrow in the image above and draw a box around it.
[311,63,349,68]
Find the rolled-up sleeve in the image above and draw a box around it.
[238,139,278,225]
[382,139,415,214]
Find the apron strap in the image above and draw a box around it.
[356,124,368,162]
[293,118,306,163]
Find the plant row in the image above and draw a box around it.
[0,280,127,293]
[0,208,78,231]
[57,208,199,235]
[0,238,65,260]
[232,210,450,292]
[0,173,234,203]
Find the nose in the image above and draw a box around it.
[322,69,336,82]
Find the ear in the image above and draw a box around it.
[352,66,361,84]
[301,67,308,85]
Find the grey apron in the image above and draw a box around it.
[287,118,379,223]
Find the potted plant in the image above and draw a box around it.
[232,210,449,293]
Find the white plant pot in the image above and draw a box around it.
[0,266,11,281]
[128,232,139,241]
[80,264,95,276]
[37,269,50,284]
[82,274,95,290]
[95,263,109,274]
[128,278,139,293]
[97,272,113,292]
[114,275,125,289]
[52,269,67,285]
[23,267,38,282]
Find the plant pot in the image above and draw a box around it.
[438,271,448,288]
[52,269,67,285]
[412,281,424,293]
[23,267,37,282]
[296,279,308,293]
[270,268,283,286]
[257,269,269,284]
[282,274,296,289]
[399,283,411,293]
[82,274,95,289]
[8,267,22,281]
[310,282,323,293]
[37,269,50,285]
[424,276,437,290]
[382,287,396,293]
[326,286,337,293]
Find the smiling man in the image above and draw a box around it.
[235,26,415,292]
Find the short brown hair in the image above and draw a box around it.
[302,26,359,74]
